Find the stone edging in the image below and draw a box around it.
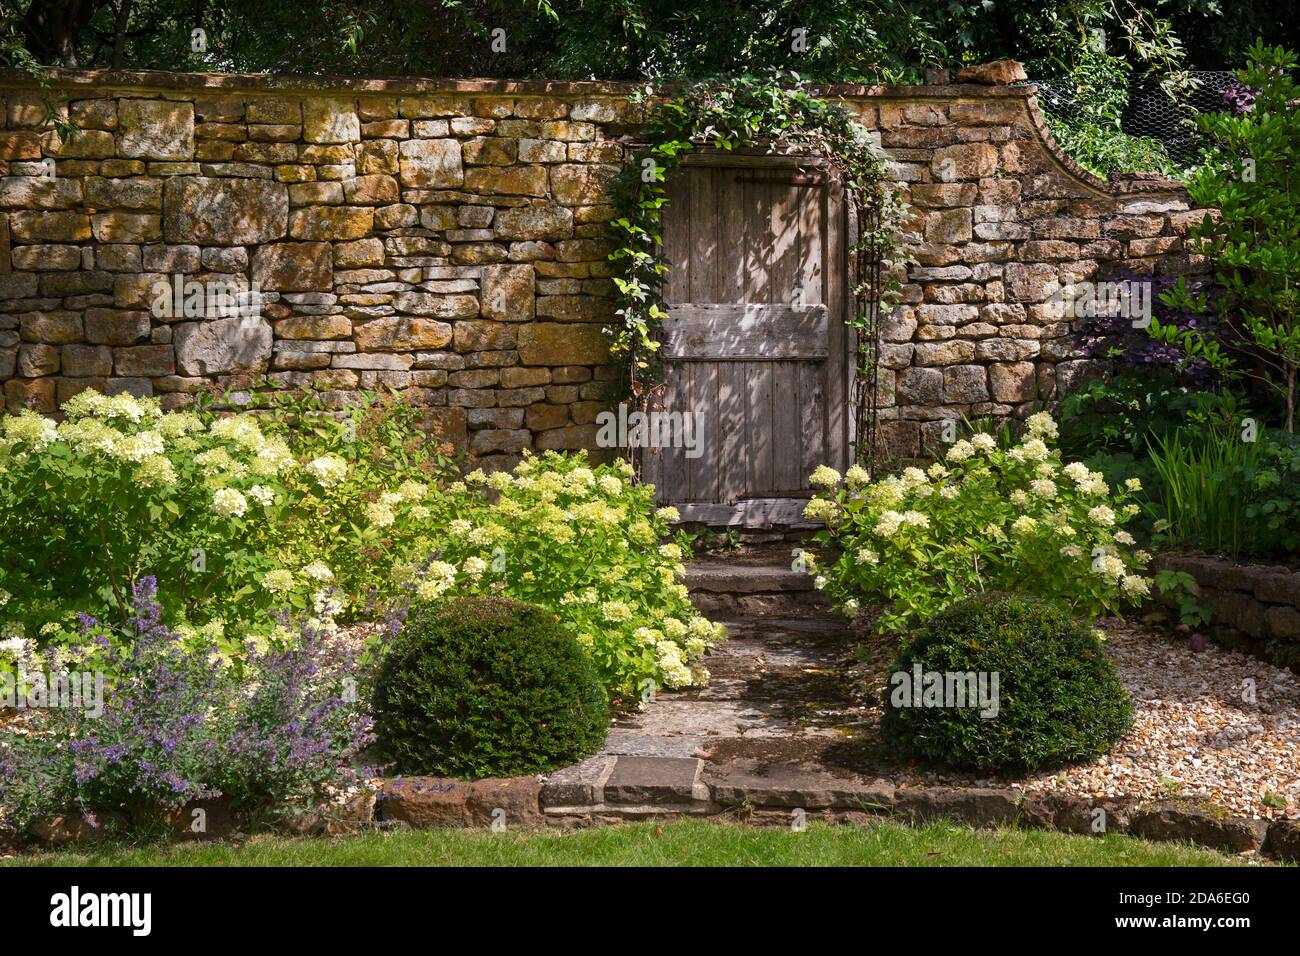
[373,771,1297,860]
[9,773,1295,860]
[1155,553,1300,670]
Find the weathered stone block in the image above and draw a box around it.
[550,164,619,204]
[118,99,195,160]
[989,361,1036,402]
[518,323,608,366]
[398,139,463,188]
[163,177,288,245]
[251,242,332,291]
[481,263,534,321]
[173,317,273,376]
[354,316,453,351]
[302,97,360,143]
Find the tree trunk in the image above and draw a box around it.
[111,0,132,69]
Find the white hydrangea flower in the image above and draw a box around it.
[1063,462,1091,483]
[263,568,296,593]
[134,455,177,488]
[1121,575,1151,598]
[1011,515,1038,535]
[248,484,274,506]
[365,502,395,528]
[809,465,842,488]
[601,600,632,623]
[416,561,458,600]
[901,510,929,529]
[1025,411,1058,439]
[845,464,871,487]
[946,439,974,462]
[1020,438,1049,461]
[1088,505,1116,527]
[803,498,839,522]
[108,430,164,463]
[1030,478,1057,499]
[656,506,680,522]
[302,560,334,582]
[305,454,348,488]
[874,510,904,537]
[1114,530,1135,546]
[971,433,997,453]
[212,487,248,518]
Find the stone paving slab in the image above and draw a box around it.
[540,755,616,807]
[604,756,708,804]
[685,563,814,593]
[703,760,895,810]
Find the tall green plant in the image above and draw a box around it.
[1164,41,1300,433]
[1146,427,1261,556]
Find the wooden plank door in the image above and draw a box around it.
[642,152,849,527]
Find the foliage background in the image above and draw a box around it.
[1,1,1293,81]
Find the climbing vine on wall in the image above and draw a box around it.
[605,71,909,472]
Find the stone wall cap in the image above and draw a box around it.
[0,65,1038,102]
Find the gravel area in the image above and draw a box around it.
[872,619,1300,820]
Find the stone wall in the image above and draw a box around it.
[0,68,1203,464]
[1156,554,1300,670]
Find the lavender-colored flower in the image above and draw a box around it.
[0,577,377,835]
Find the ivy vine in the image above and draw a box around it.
[605,72,909,470]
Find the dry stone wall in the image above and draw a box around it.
[0,69,1203,465]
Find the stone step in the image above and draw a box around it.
[685,561,830,617]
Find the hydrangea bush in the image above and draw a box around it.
[804,413,1152,633]
[408,451,723,701]
[0,390,720,701]
[0,389,451,651]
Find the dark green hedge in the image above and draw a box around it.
[374,596,609,778]
[881,592,1133,773]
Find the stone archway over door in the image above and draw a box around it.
[642,152,851,527]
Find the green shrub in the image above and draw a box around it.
[373,596,609,778]
[880,592,1133,773]
[805,412,1152,633]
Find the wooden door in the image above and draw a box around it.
[643,151,850,527]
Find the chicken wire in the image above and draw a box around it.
[1031,70,1239,165]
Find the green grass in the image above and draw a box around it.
[3,818,1263,867]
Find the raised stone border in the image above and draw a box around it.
[9,765,1295,860]
[1156,553,1300,671]
[356,762,1293,860]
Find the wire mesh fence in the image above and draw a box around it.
[1031,70,1240,166]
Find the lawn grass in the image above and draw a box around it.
[3,818,1264,867]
